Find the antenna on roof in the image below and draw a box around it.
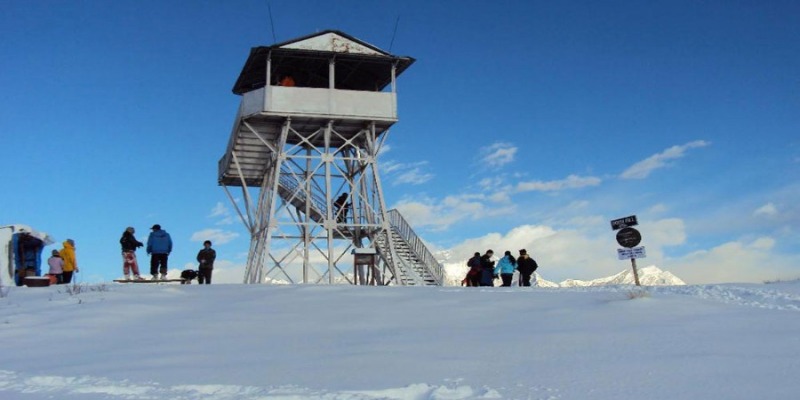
[388,15,400,52]
[267,1,277,42]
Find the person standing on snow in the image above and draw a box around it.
[59,239,79,284]
[47,249,64,284]
[465,252,482,287]
[196,240,216,284]
[479,250,495,287]
[494,250,516,287]
[146,224,172,280]
[516,249,539,287]
[120,227,144,280]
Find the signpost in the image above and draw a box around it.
[617,246,646,260]
[616,227,642,248]
[611,215,642,286]
[610,215,638,231]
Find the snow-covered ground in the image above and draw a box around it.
[1,280,799,399]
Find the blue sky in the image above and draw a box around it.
[2,0,798,284]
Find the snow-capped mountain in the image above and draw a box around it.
[555,265,686,287]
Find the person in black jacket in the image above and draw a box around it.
[516,249,539,287]
[196,240,217,284]
[119,227,144,280]
[479,250,496,287]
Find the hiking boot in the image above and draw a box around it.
[160,274,167,280]
[124,275,130,281]
[133,275,142,280]
[151,275,158,280]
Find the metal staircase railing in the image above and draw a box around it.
[277,168,328,222]
[381,209,444,286]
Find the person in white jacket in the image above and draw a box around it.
[47,249,64,284]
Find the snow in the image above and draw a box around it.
[1,280,800,399]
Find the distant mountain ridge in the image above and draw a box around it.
[540,265,686,287]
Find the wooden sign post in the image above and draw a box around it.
[611,215,643,286]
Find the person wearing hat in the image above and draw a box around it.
[120,227,144,280]
[196,240,216,284]
[47,249,64,284]
[516,249,539,287]
[146,224,172,280]
[59,239,79,284]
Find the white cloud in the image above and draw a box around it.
[382,160,434,185]
[665,236,798,284]
[516,174,602,192]
[753,203,778,217]
[215,216,235,226]
[209,202,236,226]
[209,202,229,218]
[482,142,517,168]
[478,176,505,191]
[647,218,687,247]
[395,168,434,185]
[381,160,403,173]
[393,194,516,231]
[564,215,606,228]
[190,229,240,245]
[488,191,512,203]
[648,203,668,214]
[620,140,710,179]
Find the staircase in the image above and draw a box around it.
[373,210,444,286]
[274,171,444,285]
[277,169,327,223]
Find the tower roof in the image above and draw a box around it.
[232,30,415,94]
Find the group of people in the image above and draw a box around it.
[118,224,216,284]
[45,239,78,284]
[463,249,539,287]
[42,225,216,285]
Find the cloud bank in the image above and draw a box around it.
[620,140,710,179]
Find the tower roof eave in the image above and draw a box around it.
[231,30,415,95]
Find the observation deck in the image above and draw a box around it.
[218,30,414,187]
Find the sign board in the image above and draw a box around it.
[617,246,646,260]
[616,227,642,248]
[610,215,638,231]
[352,248,378,265]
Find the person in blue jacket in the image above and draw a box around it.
[494,250,517,287]
[146,224,172,280]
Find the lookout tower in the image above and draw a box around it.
[218,30,444,285]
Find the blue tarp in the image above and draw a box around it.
[12,232,44,286]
